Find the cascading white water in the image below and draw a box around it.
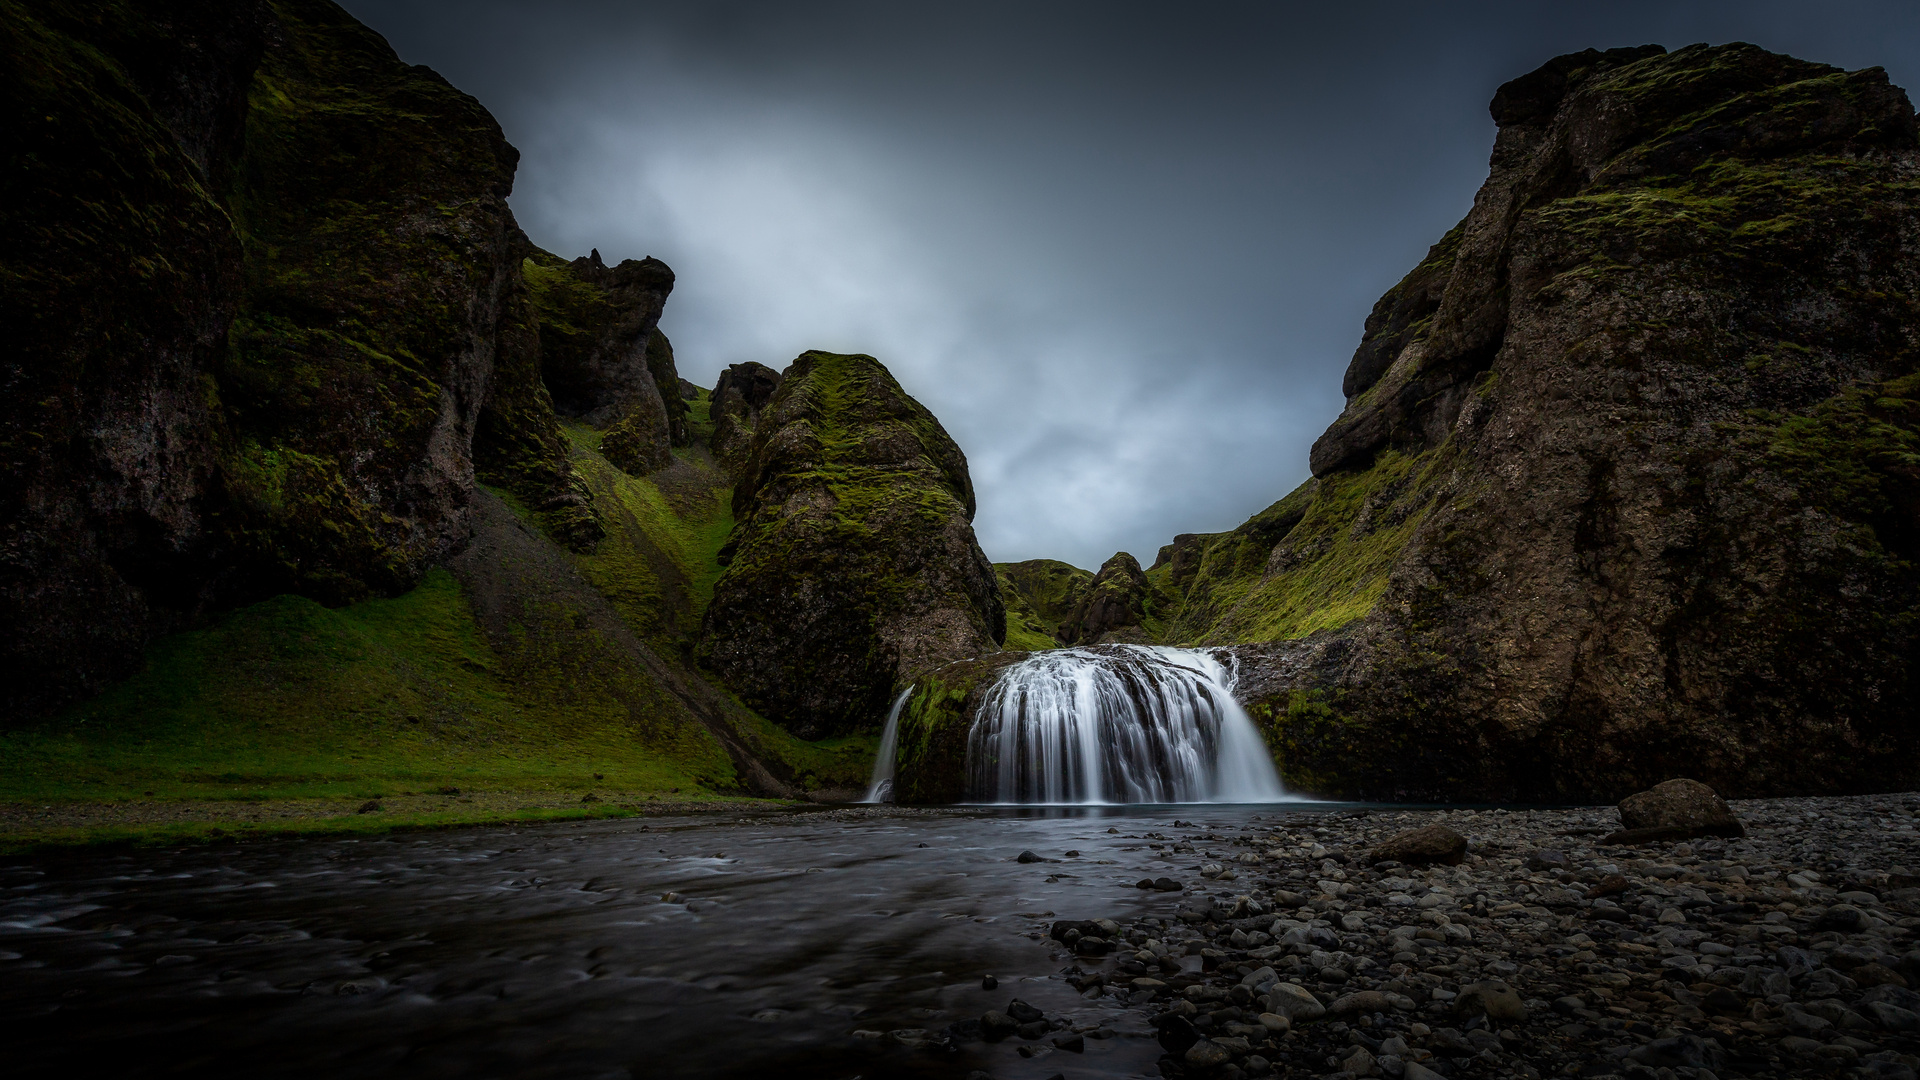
[966,646,1292,804]
[861,686,915,803]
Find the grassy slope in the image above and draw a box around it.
[1,413,875,847]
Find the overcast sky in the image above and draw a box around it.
[345,1,1920,570]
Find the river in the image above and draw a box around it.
[0,803,1357,1079]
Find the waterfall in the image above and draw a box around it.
[966,646,1292,804]
[861,686,915,803]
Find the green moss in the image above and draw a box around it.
[1163,449,1447,644]
[888,655,1022,804]
[0,569,724,804]
[995,559,1092,648]
[1766,370,1920,558]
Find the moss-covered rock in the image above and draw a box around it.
[995,559,1092,649]
[699,351,1007,738]
[523,249,683,477]
[1160,43,1920,801]
[472,244,604,553]
[888,653,1028,804]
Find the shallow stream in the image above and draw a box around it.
[0,804,1358,1079]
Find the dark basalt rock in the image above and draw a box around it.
[1162,43,1920,801]
[698,351,1006,738]
[707,361,783,475]
[1060,552,1152,645]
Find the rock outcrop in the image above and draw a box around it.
[1059,552,1155,644]
[699,351,1006,738]
[524,250,686,476]
[1615,778,1746,839]
[0,0,689,720]
[1158,44,1920,800]
[707,361,783,474]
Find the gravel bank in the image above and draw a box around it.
[960,793,1920,1080]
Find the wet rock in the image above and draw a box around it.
[1370,825,1467,866]
[1154,1013,1200,1055]
[1006,999,1043,1024]
[1016,850,1044,864]
[980,1010,1017,1037]
[1184,1039,1232,1067]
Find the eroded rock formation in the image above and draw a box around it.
[700,351,1006,738]
[1160,43,1920,800]
[0,0,689,719]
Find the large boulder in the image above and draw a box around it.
[1616,778,1746,838]
[699,351,1007,738]
[1164,44,1920,800]
[1370,824,1468,866]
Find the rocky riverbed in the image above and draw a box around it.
[1017,793,1920,1080]
[1,793,1915,1079]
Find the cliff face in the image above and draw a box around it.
[0,0,690,720]
[1166,44,1920,800]
[699,352,1006,738]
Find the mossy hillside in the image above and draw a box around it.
[563,424,735,655]
[472,258,604,553]
[994,559,1092,648]
[0,570,729,805]
[217,0,522,602]
[515,426,875,794]
[702,351,1006,739]
[1165,448,1448,645]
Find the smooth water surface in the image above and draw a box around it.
[0,804,1349,1079]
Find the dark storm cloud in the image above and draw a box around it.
[343,0,1920,569]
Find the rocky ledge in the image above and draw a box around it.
[949,789,1920,1080]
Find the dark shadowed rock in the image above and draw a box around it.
[1617,779,1745,837]
[0,0,569,718]
[1371,824,1468,865]
[699,351,1006,738]
[1060,552,1153,644]
[1167,43,1920,801]
[708,361,784,474]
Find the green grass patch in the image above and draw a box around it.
[0,570,731,805]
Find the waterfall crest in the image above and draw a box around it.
[967,646,1292,804]
[861,686,914,803]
